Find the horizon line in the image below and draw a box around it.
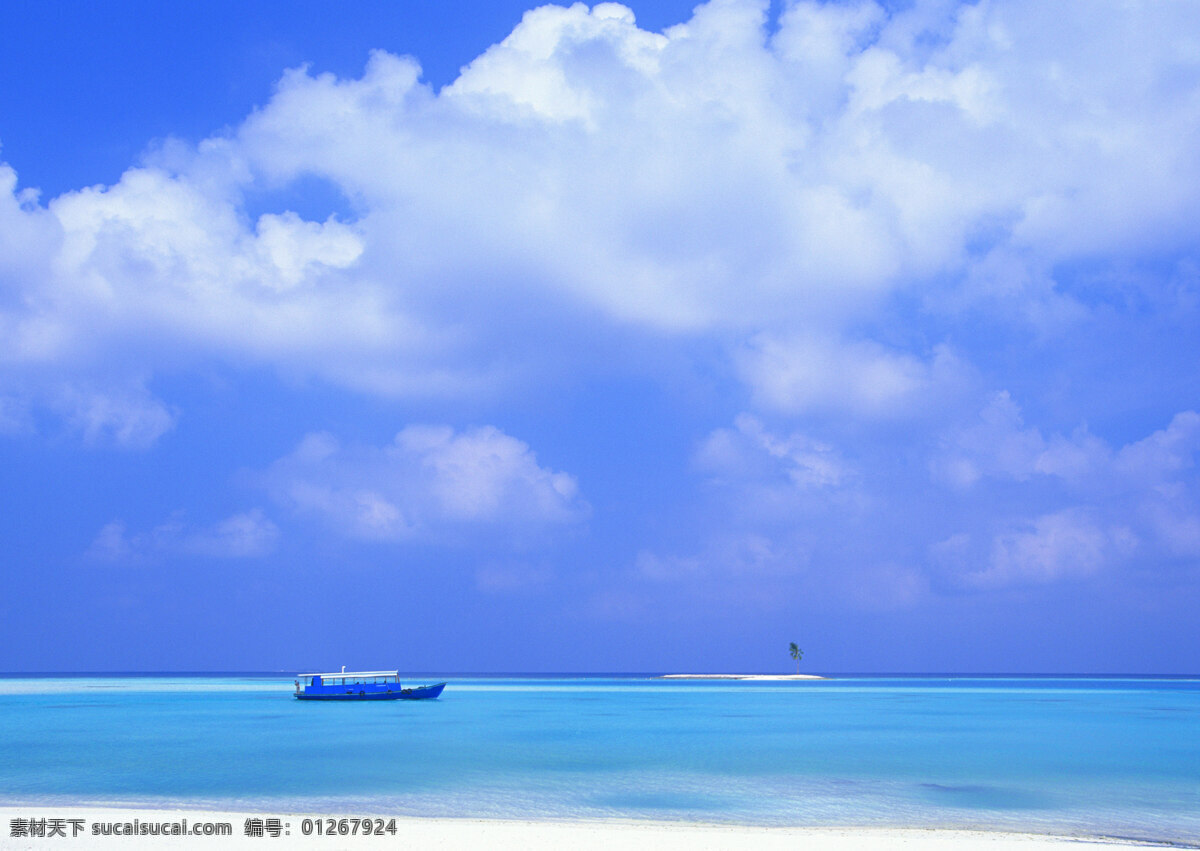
[2,670,1198,679]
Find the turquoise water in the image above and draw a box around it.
[0,676,1197,842]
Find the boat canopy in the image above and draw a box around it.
[298,670,399,679]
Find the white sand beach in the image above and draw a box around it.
[0,809,1178,850]
[659,674,827,680]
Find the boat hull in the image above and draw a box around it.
[398,682,446,700]
[294,682,446,701]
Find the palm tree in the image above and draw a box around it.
[788,642,803,674]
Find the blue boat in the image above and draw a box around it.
[294,669,446,701]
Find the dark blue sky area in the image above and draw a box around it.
[1,1,701,196]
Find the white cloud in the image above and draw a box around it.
[934,510,1134,590]
[988,511,1117,586]
[931,399,1200,586]
[1113,411,1200,484]
[55,383,177,449]
[88,521,135,562]
[187,509,280,558]
[87,509,279,562]
[737,335,962,418]
[937,396,1200,494]
[1,0,1197,439]
[623,416,880,607]
[446,3,663,126]
[47,164,371,365]
[696,413,846,488]
[263,425,586,542]
[932,390,1046,487]
[672,396,1200,600]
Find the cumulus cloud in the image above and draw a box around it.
[189,510,282,558]
[1114,411,1200,484]
[646,395,1200,603]
[686,413,872,554]
[88,509,279,562]
[931,400,1200,588]
[696,413,847,489]
[618,416,875,608]
[2,0,1200,441]
[55,383,177,449]
[44,164,375,376]
[262,425,586,542]
[737,336,967,418]
[932,391,1047,487]
[937,396,1200,496]
[933,510,1133,590]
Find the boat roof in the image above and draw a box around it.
[298,670,399,678]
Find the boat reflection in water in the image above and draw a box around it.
[294,668,446,701]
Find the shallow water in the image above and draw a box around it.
[0,675,1197,842]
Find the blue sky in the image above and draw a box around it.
[2,0,1198,674]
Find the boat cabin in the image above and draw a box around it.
[295,669,403,700]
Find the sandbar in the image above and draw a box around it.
[658,673,827,680]
[0,809,1180,850]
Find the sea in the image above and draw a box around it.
[1,675,1197,844]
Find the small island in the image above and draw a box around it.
[660,641,827,679]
